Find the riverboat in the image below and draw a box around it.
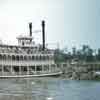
[0,20,62,78]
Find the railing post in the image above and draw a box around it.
[11,65,13,75]
[49,64,51,72]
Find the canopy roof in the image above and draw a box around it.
[16,35,33,40]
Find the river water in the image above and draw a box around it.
[0,77,99,100]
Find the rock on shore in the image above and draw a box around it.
[62,63,96,80]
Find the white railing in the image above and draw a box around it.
[0,52,54,56]
[0,60,55,66]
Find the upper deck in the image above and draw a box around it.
[0,44,55,66]
[0,44,55,56]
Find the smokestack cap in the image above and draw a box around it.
[29,22,32,28]
[42,20,45,26]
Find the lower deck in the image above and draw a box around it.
[0,72,62,78]
[0,64,62,78]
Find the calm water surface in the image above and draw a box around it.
[0,77,99,100]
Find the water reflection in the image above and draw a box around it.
[0,78,100,100]
[0,78,58,100]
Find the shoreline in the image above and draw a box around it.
[60,63,100,80]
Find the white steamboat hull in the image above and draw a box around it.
[0,71,62,78]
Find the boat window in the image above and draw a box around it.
[42,56,46,60]
[3,55,6,60]
[0,54,2,60]
[12,55,15,60]
[35,56,38,60]
[13,66,19,72]
[0,65,2,71]
[16,55,19,61]
[20,55,23,60]
[4,66,10,72]
[24,56,27,60]
[44,65,49,71]
[22,41,24,46]
[40,55,42,60]
[8,55,11,60]
[29,56,32,60]
[36,66,42,71]
[22,66,27,71]
[32,56,34,60]
[31,66,35,71]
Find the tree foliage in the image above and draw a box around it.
[54,45,100,63]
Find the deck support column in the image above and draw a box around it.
[35,65,36,74]
[19,66,21,75]
[49,65,51,72]
[42,65,44,73]
[47,65,48,72]
[27,66,29,75]
[52,64,54,72]
[11,65,13,75]
[51,64,52,72]
[53,64,55,72]
[11,55,13,75]
[55,64,58,71]
[2,65,4,75]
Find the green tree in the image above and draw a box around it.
[54,49,67,63]
[86,48,94,62]
[72,47,77,58]
[97,48,100,61]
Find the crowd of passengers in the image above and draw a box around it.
[0,46,53,54]
[0,54,53,61]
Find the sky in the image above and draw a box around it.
[0,0,99,50]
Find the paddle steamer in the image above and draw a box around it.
[0,20,62,78]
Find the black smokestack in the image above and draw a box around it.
[29,22,32,36]
[42,20,45,51]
